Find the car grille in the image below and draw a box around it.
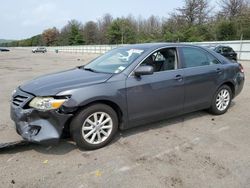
[12,95,30,107]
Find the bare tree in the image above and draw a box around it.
[177,0,212,25]
[147,15,162,34]
[163,13,187,33]
[136,15,163,42]
[83,21,99,44]
[218,0,249,19]
[97,14,113,44]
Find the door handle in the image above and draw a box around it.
[216,68,223,74]
[174,75,183,81]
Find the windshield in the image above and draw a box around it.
[84,48,145,74]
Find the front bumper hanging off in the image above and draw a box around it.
[11,106,72,144]
[10,88,72,144]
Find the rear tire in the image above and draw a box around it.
[70,104,118,150]
[209,85,232,115]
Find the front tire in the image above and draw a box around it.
[70,104,118,150]
[209,85,232,115]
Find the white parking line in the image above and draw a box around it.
[216,126,230,133]
[7,155,17,162]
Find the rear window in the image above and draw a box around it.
[223,47,233,53]
[182,47,220,68]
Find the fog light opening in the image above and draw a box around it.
[29,126,41,136]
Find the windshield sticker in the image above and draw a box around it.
[127,49,144,54]
[118,66,125,71]
[115,66,126,73]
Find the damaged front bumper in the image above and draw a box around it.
[10,88,72,144]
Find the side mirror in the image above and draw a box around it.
[134,65,154,77]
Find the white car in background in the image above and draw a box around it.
[32,47,47,53]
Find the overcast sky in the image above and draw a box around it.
[0,0,216,40]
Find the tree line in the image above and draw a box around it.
[1,0,250,47]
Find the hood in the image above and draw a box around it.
[20,68,113,96]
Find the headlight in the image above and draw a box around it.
[29,97,67,110]
[12,89,17,96]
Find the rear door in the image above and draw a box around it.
[126,47,185,127]
[180,47,225,112]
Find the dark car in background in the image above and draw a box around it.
[11,43,245,150]
[213,45,237,61]
[32,47,47,53]
[0,48,10,52]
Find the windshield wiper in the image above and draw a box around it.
[82,67,113,74]
[83,67,98,73]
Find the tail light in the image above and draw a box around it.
[239,63,244,73]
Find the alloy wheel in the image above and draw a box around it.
[216,89,230,111]
[81,112,113,144]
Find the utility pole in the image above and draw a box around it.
[239,33,243,60]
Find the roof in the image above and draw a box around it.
[119,43,202,51]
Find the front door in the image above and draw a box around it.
[126,47,185,128]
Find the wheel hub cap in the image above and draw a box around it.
[216,89,230,111]
[82,112,113,145]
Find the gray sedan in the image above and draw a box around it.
[11,43,245,150]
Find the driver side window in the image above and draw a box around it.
[140,48,178,72]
